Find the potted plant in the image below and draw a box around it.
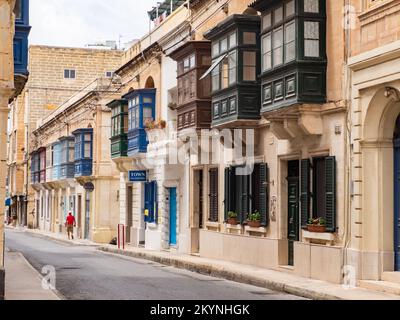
[227,211,239,225]
[247,211,262,228]
[307,217,327,233]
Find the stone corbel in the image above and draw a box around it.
[284,118,304,139]
[269,121,293,140]
[298,110,323,136]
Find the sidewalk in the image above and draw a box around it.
[99,245,400,301]
[4,249,60,300]
[8,225,99,247]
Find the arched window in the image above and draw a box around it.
[145,76,155,89]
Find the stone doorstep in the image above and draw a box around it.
[98,246,400,301]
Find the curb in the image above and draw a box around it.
[98,246,342,300]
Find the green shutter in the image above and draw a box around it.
[224,168,230,222]
[237,169,250,224]
[224,167,236,222]
[259,163,269,226]
[300,159,311,229]
[325,156,336,232]
[209,168,219,222]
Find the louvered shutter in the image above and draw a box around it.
[224,168,230,222]
[259,163,269,227]
[325,156,336,232]
[300,159,311,229]
[154,181,158,224]
[237,169,250,224]
[209,168,219,222]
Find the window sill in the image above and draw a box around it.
[225,223,243,235]
[205,221,221,231]
[244,226,268,237]
[302,230,335,245]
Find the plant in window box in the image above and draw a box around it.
[307,218,327,233]
[145,119,167,130]
[247,211,261,228]
[227,211,239,225]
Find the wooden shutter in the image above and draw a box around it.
[224,167,236,222]
[259,163,269,227]
[237,169,250,224]
[300,159,311,229]
[209,168,219,222]
[325,156,336,232]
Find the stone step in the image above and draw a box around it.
[359,280,400,296]
[382,272,400,284]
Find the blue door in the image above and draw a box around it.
[169,188,177,246]
[394,138,400,271]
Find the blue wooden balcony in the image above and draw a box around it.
[122,89,156,157]
[73,129,93,177]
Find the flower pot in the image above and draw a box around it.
[307,224,327,233]
[247,220,261,228]
[227,218,239,225]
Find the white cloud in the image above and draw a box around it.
[29,0,160,48]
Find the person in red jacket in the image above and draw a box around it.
[65,211,76,240]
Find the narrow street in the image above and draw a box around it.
[5,229,304,300]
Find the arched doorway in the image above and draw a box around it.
[394,115,400,271]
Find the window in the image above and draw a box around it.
[212,64,220,91]
[262,12,272,30]
[285,22,296,62]
[64,69,76,79]
[262,34,272,71]
[105,71,114,78]
[304,0,319,13]
[243,32,257,45]
[273,27,283,67]
[69,141,74,163]
[229,32,237,49]
[304,21,320,57]
[300,157,336,232]
[209,168,219,222]
[143,107,153,125]
[224,164,269,226]
[84,134,92,159]
[228,52,237,85]
[243,51,256,81]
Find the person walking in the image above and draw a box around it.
[65,211,76,240]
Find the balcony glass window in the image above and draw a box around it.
[304,21,320,57]
[285,21,296,62]
[304,0,319,13]
[273,27,283,67]
[243,32,257,45]
[243,51,256,81]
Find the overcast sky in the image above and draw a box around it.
[30,0,160,48]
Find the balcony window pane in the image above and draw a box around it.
[262,33,272,71]
[143,97,153,104]
[273,27,283,66]
[212,65,220,91]
[220,38,228,53]
[212,42,219,57]
[228,52,237,85]
[243,51,256,81]
[274,6,283,24]
[184,58,190,73]
[304,21,320,57]
[304,0,319,13]
[243,32,256,45]
[143,107,153,125]
[14,0,22,19]
[263,12,272,30]
[229,32,237,48]
[285,22,296,62]
[84,143,91,158]
[190,55,196,69]
[286,0,295,17]
[123,116,128,133]
[135,107,139,128]
[221,57,229,89]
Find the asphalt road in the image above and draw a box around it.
[5,229,304,300]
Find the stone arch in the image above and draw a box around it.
[144,76,155,89]
[360,84,400,276]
